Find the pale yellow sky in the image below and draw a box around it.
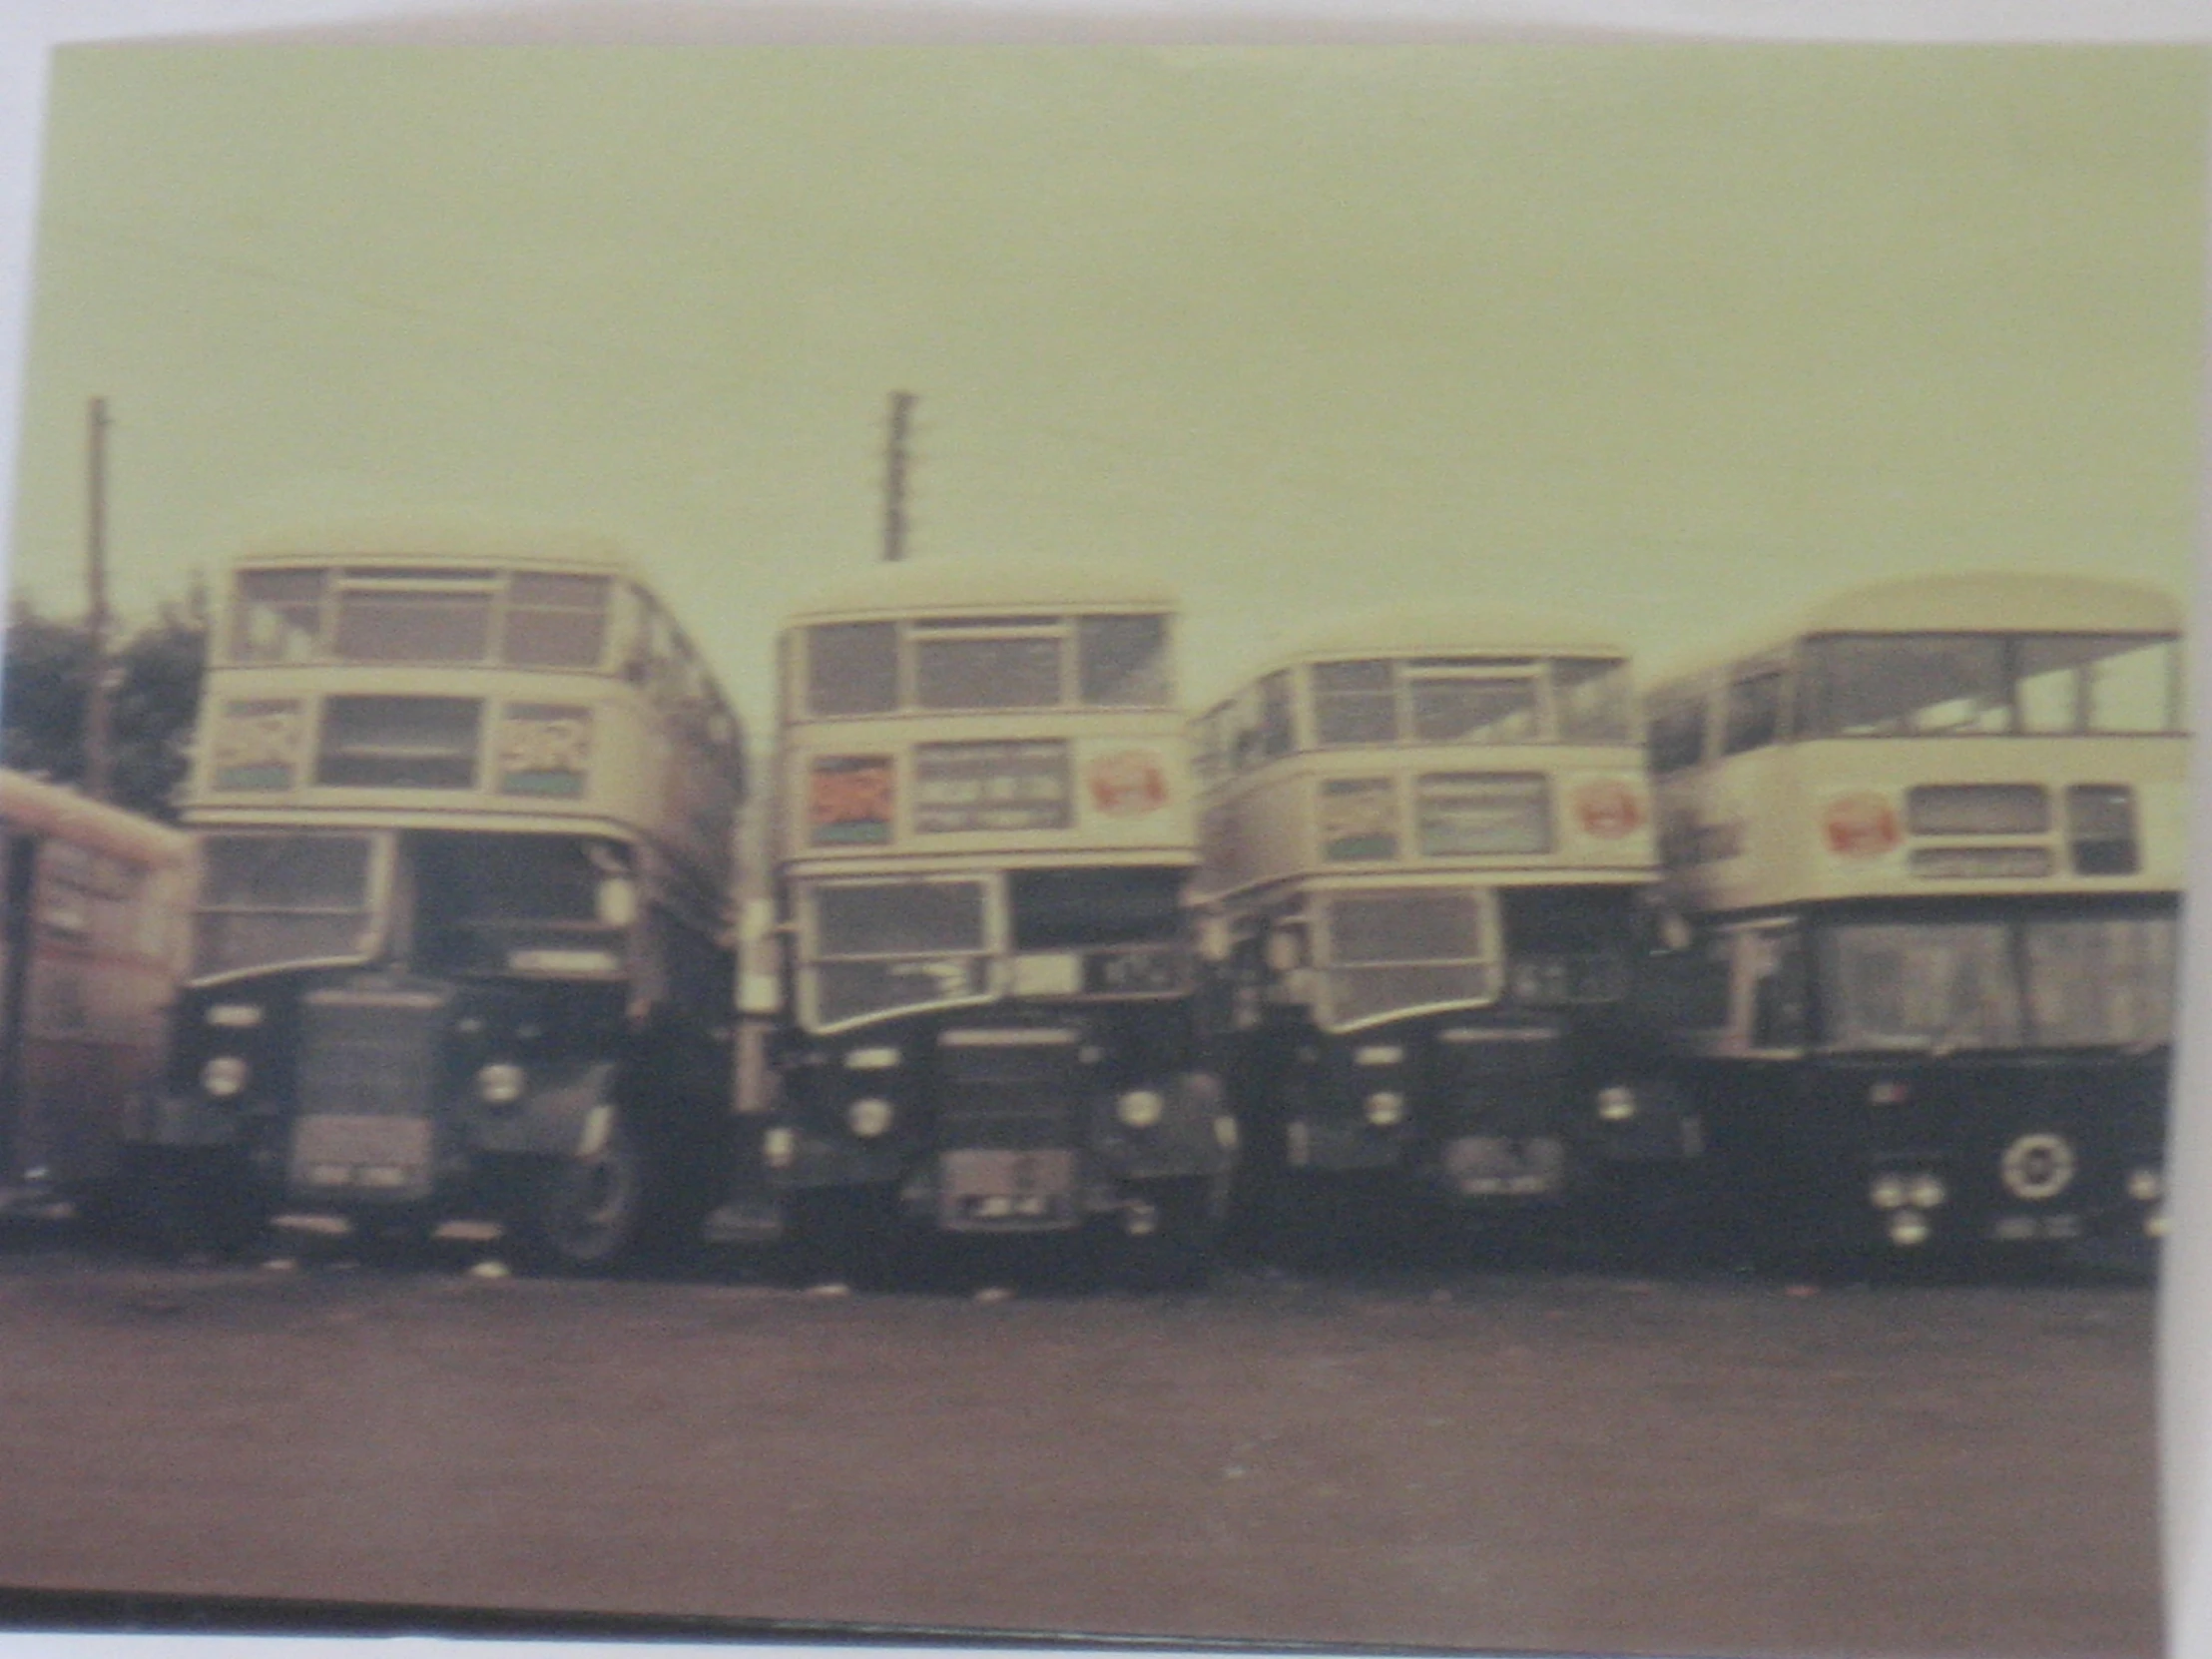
[7,44,2205,723]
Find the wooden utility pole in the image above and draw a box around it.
[83,397,114,804]
[882,390,915,563]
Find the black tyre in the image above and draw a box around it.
[503,1113,650,1276]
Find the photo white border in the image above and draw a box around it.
[1,4,2207,1656]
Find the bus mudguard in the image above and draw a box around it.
[469,1058,622,1159]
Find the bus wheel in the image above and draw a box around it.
[1108,1178,1217,1292]
[504,1114,648,1276]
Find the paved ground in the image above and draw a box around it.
[0,1232,2160,1659]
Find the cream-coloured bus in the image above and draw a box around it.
[1645,572,2182,1264]
[1190,605,1689,1252]
[0,771,191,1225]
[739,557,1232,1285]
[126,525,747,1269]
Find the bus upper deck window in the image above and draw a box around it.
[2018,635,2178,735]
[1802,636,2010,737]
[1410,666,1540,745]
[231,569,326,663]
[1313,661,1396,745]
[1259,672,1296,758]
[808,622,898,716]
[1078,615,1169,706]
[333,569,495,664]
[1551,658,1633,745]
[503,573,610,668]
[914,619,1063,711]
[1646,691,1707,774]
[1722,671,1784,756]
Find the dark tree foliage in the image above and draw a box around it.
[2,583,208,823]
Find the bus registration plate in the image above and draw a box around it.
[938,1150,1077,1229]
[287,1115,434,1199]
[1442,1134,1565,1198]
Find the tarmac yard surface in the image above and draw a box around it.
[0,1240,2158,1659]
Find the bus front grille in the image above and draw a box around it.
[298,988,445,1119]
[1430,1023,1565,1133]
[936,1029,1080,1151]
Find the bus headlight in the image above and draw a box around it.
[1907,1173,1947,1210]
[844,1046,901,1071]
[846,1096,895,1138]
[1354,1045,1403,1067]
[201,1056,250,1098]
[1870,1173,1909,1211]
[1364,1090,1406,1129]
[475,1063,526,1107]
[1888,1208,1932,1248]
[1596,1086,1638,1123]
[2128,1167,2164,1205]
[206,1003,264,1029]
[1116,1089,1166,1130]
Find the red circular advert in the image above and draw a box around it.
[1087,751,1169,818]
[1574,779,1644,839]
[1823,791,1901,858]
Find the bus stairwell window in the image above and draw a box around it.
[2068,786,2139,875]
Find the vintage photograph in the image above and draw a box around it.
[0,40,2198,1658]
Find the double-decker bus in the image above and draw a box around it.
[0,771,191,1224]
[123,525,746,1269]
[1644,572,2183,1265]
[740,558,1233,1285]
[1190,605,1691,1252]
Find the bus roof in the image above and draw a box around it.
[786,556,1179,623]
[1654,570,2187,689]
[1210,602,1629,702]
[0,770,190,869]
[239,519,634,575]
[1803,571,2183,635]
